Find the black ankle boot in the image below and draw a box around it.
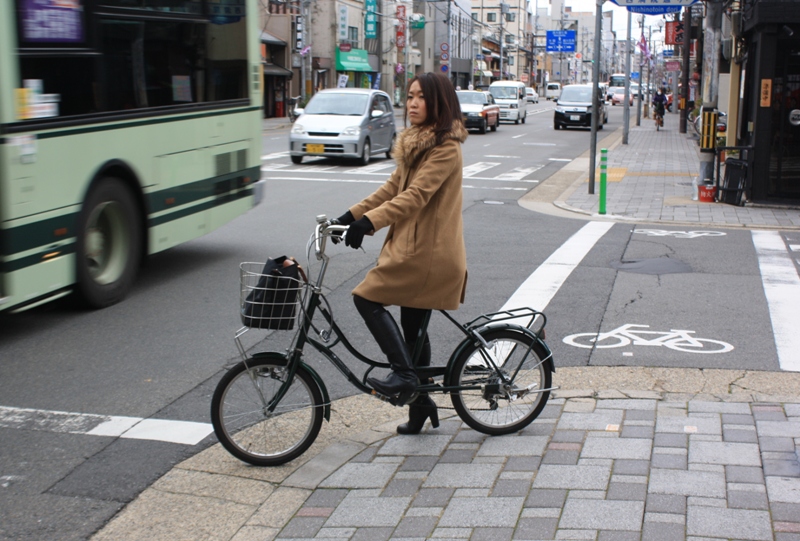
[364,311,418,398]
[397,395,440,434]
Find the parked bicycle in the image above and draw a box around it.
[210,216,556,466]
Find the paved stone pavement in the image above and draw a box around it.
[557,112,800,229]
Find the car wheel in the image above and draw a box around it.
[514,117,520,125]
[479,119,487,134]
[490,117,498,132]
[359,139,371,166]
[386,133,396,159]
[291,155,303,165]
[554,123,559,130]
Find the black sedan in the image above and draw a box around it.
[554,84,608,130]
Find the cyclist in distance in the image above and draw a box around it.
[332,72,468,435]
[652,87,668,128]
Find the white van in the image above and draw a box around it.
[545,82,562,101]
[489,81,528,124]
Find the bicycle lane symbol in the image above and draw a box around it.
[563,324,734,354]
[633,229,727,239]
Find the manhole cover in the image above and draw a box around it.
[610,257,692,275]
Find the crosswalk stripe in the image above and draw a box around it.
[494,165,543,180]
[463,162,501,177]
[344,162,396,175]
[261,151,290,160]
[267,177,527,190]
[752,231,800,372]
[0,405,213,446]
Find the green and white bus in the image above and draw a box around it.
[0,0,264,312]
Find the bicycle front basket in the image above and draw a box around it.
[240,260,304,330]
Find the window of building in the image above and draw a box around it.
[505,34,516,44]
[506,12,516,22]
[472,12,478,20]
[508,56,514,66]
[487,13,496,22]
[348,26,359,48]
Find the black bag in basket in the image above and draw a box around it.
[242,256,304,330]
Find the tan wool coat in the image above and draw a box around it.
[349,122,468,310]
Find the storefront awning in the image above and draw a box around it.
[482,70,494,77]
[263,63,293,77]
[336,49,373,72]
[260,31,286,46]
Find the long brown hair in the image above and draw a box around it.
[404,73,464,145]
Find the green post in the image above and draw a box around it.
[599,148,607,215]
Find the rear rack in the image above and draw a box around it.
[465,307,547,333]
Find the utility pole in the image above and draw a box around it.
[623,10,632,144]
[499,2,508,80]
[697,0,723,187]
[679,4,691,133]
[635,15,643,126]
[588,0,602,195]
[644,25,652,119]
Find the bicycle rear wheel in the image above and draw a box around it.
[211,356,324,466]
[449,328,551,435]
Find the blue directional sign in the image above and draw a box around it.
[662,50,674,57]
[546,30,576,53]
[607,0,697,15]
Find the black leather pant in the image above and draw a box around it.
[353,295,431,369]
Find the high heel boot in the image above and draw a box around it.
[397,395,440,434]
[364,310,418,399]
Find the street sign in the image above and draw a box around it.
[575,52,582,59]
[339,43,351,52]
[631,72,640,80]
[441,65,449,73]
[441,52,449,61]
[666,61,681,71]
[662,50,674,57]
[440,43,449,52]
[608,0,697,15]
[546,30,576,53]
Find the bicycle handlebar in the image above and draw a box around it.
[314,215,348,260]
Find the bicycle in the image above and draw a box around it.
[211,216,556,466]
[563,324,733,354]
[653,103,665,131]
[288,95,302,123]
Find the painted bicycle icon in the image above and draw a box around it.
[633,229,727,239]
[563,324,734,354]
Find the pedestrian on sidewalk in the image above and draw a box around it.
[332,72,469,434]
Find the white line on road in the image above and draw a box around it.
[0,405,213,446]
[261,151,290,160]
[752,231,800,372]
[500,221,615,312]
[463,162,501,177]
[494,166,543,180]
[485,155,521,158]
[524,143,557,146]
[549,158,572,162]
[344,162,396,175]
[267,177,527,190]
[790,244,800,251]
[513,134,526,139]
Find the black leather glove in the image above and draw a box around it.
[345,216,374,250]
[330,211,355,244]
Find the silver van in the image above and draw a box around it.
[545,82,562,101]
[489,81,528,124]
[290,88,396,165]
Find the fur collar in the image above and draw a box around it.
[393,122,468,169]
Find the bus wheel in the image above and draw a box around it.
[76,178,142,308]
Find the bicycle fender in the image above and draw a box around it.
[444,325,555,385]
[250,352,331,422]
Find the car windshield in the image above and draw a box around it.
[547,84,559,90]
[304,93,369,115]
[610,87,625,95]
[490,86,519,99]
[457,92,486,105]
[560,86,592,102]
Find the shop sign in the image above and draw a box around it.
[790,109,800,127]
[365,0,378,39]
[339,43,352,52]
[760,79,772,107]
[396,5,406,49]
[338,4,348,42]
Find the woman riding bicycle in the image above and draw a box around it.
[333,72,468,435]
[652,88,667,128]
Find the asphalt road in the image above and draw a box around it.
[0,101,797,541]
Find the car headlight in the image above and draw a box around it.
[555,107,565,113]
[341,126,361,136]
[291,124,306,135]
[584,107,592,114]
[468,112,482,117]
[509,103,518,109]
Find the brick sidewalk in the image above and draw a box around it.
[561,113,800,228]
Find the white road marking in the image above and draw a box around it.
[463,162,500,177]
[494,166,543,180]
[485,155,521,158]
[344,162,396,175]
[524,143,557,146]
[267,177,526,190]
[752,231,800,372]
[297,165,339,172]
[512,134,526,139]
[261,151,290,160]
[261,164,290,171]
[501,221,615,312]
[549,158,572,162]
[0,405,213,446]
[790,245,800,251]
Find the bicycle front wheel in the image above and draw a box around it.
[449,329,551,435]
[211,356,324,466]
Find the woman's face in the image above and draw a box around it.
[407,81,427,126]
